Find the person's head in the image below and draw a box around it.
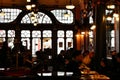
[100,58,107,67]
[111,50,117,56]
[116,53,120,63]
[72,50,83,62]
[89,51,94,58]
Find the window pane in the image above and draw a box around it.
[57,38,64,54]
[0,8,22,23]
[32,38,41,57]
[57,30,64,37]
[8,30,15,37]
[32,31,41,37]
[111,38,115,47]
[21,12,52,24]
[66,30,73,37]
[43,38,52,50]
[21,38,30,49]
[66,38,73,50]
[51,9,74,24]
[0,30,6,37]
[111,30,114,37]
[43,30,52,37]
[21,30,30,37]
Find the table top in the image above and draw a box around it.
[81,70,110,80]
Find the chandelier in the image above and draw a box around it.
[26,0,38,26]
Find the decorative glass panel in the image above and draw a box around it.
[66,38,73,50]
[0,30,6,37]
[21,30,30,37]
[43,30,52,37]
[32,31,41,37]
[0,8,22,23]
[111,38,115,47]
[111,30,114,37]
[21,15,30,23]
[21,38,30,49]
[43,38,52,49]
[51,9,74,24]
[21,12,52,24]
[57,30,64,37]
[37,12,52,24]
[8,38,14,49]
[32,38,41,57]
[8,30,15,37]
[66,30,73,37]
[57,38,64,54]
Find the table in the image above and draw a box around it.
[80,70,110,80]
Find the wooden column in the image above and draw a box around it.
[95,3,106,62]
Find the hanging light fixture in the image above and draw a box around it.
[90,24,96,30]
[26,0,38,26]
[106,0,116,9]
[66,0,75,9]
[26,4,32,10]
[27,0,31,2]
[106,14,112,21]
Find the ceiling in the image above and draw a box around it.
[1,0,120,9]
[0,0,86,9]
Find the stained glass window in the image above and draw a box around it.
[57,30,64,37]
[21,12,52,24]
[0,30,6,37]
[43,30,52,37]
[51,9,74,24]
[32,31,41,37]
[66,30,73,37]
[8,30,15,37]
[0,8,22,23]
[21,30,30,37]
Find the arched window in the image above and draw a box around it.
[21,12,52,24]
[51,9,74,24]
[0,8,22,23]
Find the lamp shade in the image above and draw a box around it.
[66,4,75,9]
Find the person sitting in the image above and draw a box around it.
[65,50,83,77]
[111,53,120,79]
[97,58,111,77]
[82,51,95,70]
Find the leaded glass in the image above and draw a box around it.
[32,31,41,37]
[0,30,6,37]
[32,38,41,57]
[8,30,15,37]
[66,30,73,37]
[57,38,64,54]
[57,30,64,37]
[111,30,114,37]
[21,30,30,37]
[66,38,73,50]
[43,30,52,37]
[0,8,22,23]
[51,9,74,24]
[21,12,52,24]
